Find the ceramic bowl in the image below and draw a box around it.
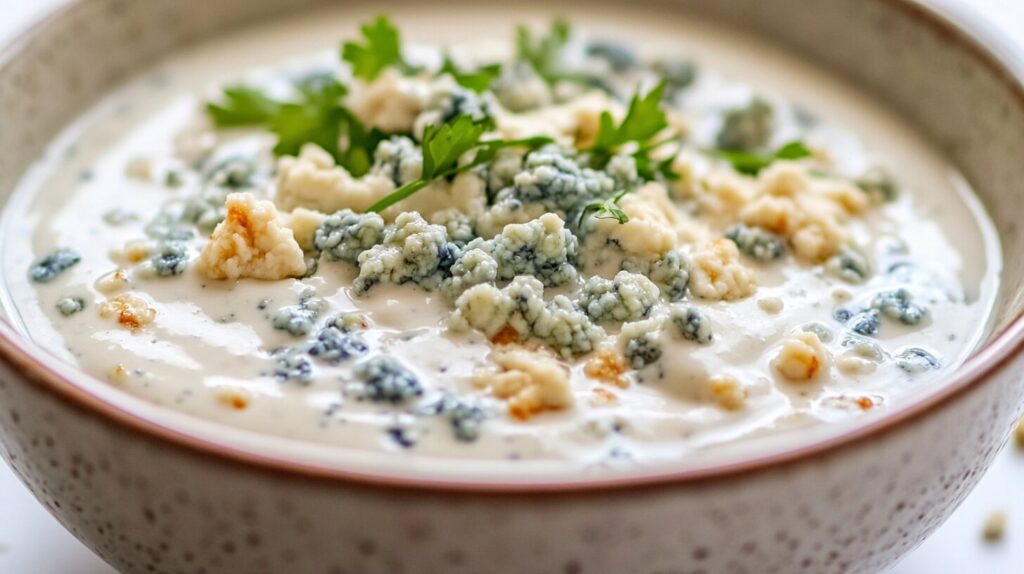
[2,0,1024,572]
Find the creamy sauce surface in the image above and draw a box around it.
[0,2,1002,473]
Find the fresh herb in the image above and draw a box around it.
[365,115,552,213]
[268,77,347,157]
[440,56,502,94]
[578,190,630,227]
[586,82,669,171]
[272,76,387,177]
[516,19,572,84]
[632,136,680,182]
[592,83,668,153]
[711,140,812,176]
[206,77,384,177]
[341,15,413,81]
[205,86,280,127]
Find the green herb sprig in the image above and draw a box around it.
[365,115,552,213]
[516,19,572,85]
[578,190,630,227]
[440,57,502,94]
[585,82,671,172]
[341,16,416,81]
[206,86,280,126]
[711,141,813,176]
[206,77,384,177]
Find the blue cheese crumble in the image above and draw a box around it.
[56,296,86,316]
[354,212,451,293]
[451,276,605,357]
[315,209,386,263]
[725,224,786,262]
[307,326,369,364]
[353,356,424,403]
[668,304,713,344]
[579,270,660,323]
[473,213,579,287]
[29,248,81,283]
[506,146,616,212]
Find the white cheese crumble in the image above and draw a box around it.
[476,347,573,419]
[197,192,307,280]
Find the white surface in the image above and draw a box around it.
[0,0,1023,572]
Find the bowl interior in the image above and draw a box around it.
[1,0,1023,487]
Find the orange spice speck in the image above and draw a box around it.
[805,356,820,379]
[583,347,628,388]
[109,363,127,384]
[508,402,542,421]
[592,387,618,405]
[217,388,251,410]
[490,325,520,346]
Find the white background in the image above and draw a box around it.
[1,0,1024,572]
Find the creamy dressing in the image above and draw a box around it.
[0,2,1001,470]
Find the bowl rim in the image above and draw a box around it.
[2,0,1024,495]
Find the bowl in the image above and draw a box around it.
[2,0,1024,572]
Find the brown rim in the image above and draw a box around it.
[2,0,1024,494]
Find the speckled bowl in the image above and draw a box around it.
[2,0,1024,572]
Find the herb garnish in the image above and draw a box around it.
[585,82,672,173]
[365,115,552,213]
[634,145,680,182]
[711,141,812,176]
[341,15,415,81]
[590,82,668,156]
[516,19,572,84]
[206,86,280,126]
[206,77,385,177]
[440,57,502,94]
[578,190,630,227]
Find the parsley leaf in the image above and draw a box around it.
[365,116,553,213]
[591,82,668,153]
[340,118,387,178]
[206,77,383,177]
[516,19,572,84]
[420,116,490,180]
[586,82,669,170]
[268,78,348,159]
[634,151,679,182]
[775,141,814,160]
[342,16,410,81]
[711,140,812,175]
[206,86,281,127]
[440,56,502,94]
[578,190,630,227]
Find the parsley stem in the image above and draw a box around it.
[365,179,431,213]
[364,135,553,214]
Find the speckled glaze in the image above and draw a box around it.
[2,1,1024,573]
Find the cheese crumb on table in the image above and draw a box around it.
[982,510,1007,542]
